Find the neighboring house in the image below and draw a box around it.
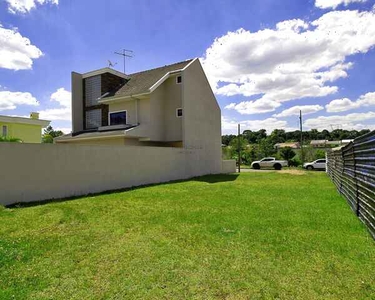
[310,140,328,148]
[274,142,300,149]
[55,58,220,148]
[341,139,354,145]
[326,141,341,147]
[310,140,343,148]
[0,113,50,143]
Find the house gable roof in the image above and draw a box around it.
[0,115,50,127]
[102,59,194,99]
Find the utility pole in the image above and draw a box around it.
[299,110,304,164]
[238,124,241,173]
[114,49,133,74]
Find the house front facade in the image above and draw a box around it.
[56,58,219,149]
[0,113,50,143]
[274,142,300,149]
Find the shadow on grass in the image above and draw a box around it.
[193,173,239,184]
[6,173,239,209]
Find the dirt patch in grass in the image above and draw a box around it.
[279,169,306,175]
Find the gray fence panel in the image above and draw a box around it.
[327,131,375,239]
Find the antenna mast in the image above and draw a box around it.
[114,49,133,74]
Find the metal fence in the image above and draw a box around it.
[326,131,375,239]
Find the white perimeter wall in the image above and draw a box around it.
[0,143,228,206]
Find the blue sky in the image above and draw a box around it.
[0,0,374,134]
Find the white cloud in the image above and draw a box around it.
[6,0,58,14]
[326,92,375,112]
[315,0,367,10]
[222,116,297,134]
[55,127,71,134]
[325,98,358,112]
[304,112,375,130]
[50,87,71,108]
[0,24,43,70]
[202,9,375,115]
[273,105,324,117]
[221,116,238,133]
[0,90,39,111]
[39,107,71,121]
[357,92,375,107]
[39,88,71,121]
[225,99,281,114]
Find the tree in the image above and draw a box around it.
[229,137,249,152]
[315,149,326,159]
[222,127,372,165]
[258,139,276,158]
[222,134,236,146]
[42,125,64,143]
[269,129,286,144]
[256,129,267,142]
[279,147,296,165]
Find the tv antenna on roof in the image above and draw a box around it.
[114,49,133,74]
[108,60,117,68]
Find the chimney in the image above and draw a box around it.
[30,112,39,119]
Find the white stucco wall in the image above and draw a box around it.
[182,59,222,174]
[109,101,137,125]
[0,143,223,206]
[163,75,183,142]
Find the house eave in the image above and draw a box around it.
[81,67,129,79]
[98,92,150,104]
[0,115,50,127]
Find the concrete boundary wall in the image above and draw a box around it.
[222,160,236,174]
[0,143,223,206]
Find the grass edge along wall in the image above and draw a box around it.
[0,143,235,205]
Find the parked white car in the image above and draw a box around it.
[251,157,288,170]
[303,159,326,170]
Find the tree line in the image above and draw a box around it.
[222,128,371,146]
[222,128,372,166]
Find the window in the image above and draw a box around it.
[317,159,326,163]
[85,75,101,107]
[176,75,182,84]
[2,125,7,137]
[109,111,127,125]
[176,108,183,117]
[85,109,102,129]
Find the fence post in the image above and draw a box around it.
[339,149,344,195]
[353,143,360,217]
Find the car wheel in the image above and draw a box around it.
[253,163,260,170]
[274,163,282,170]
[307,166,314,170]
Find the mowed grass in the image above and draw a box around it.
[0,172,374,299]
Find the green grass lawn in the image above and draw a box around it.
[1,172,374,299]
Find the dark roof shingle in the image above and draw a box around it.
[106,59,193,98]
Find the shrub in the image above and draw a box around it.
[0,136,22,143]
[289,156,302,167]
[279,147,296,165]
